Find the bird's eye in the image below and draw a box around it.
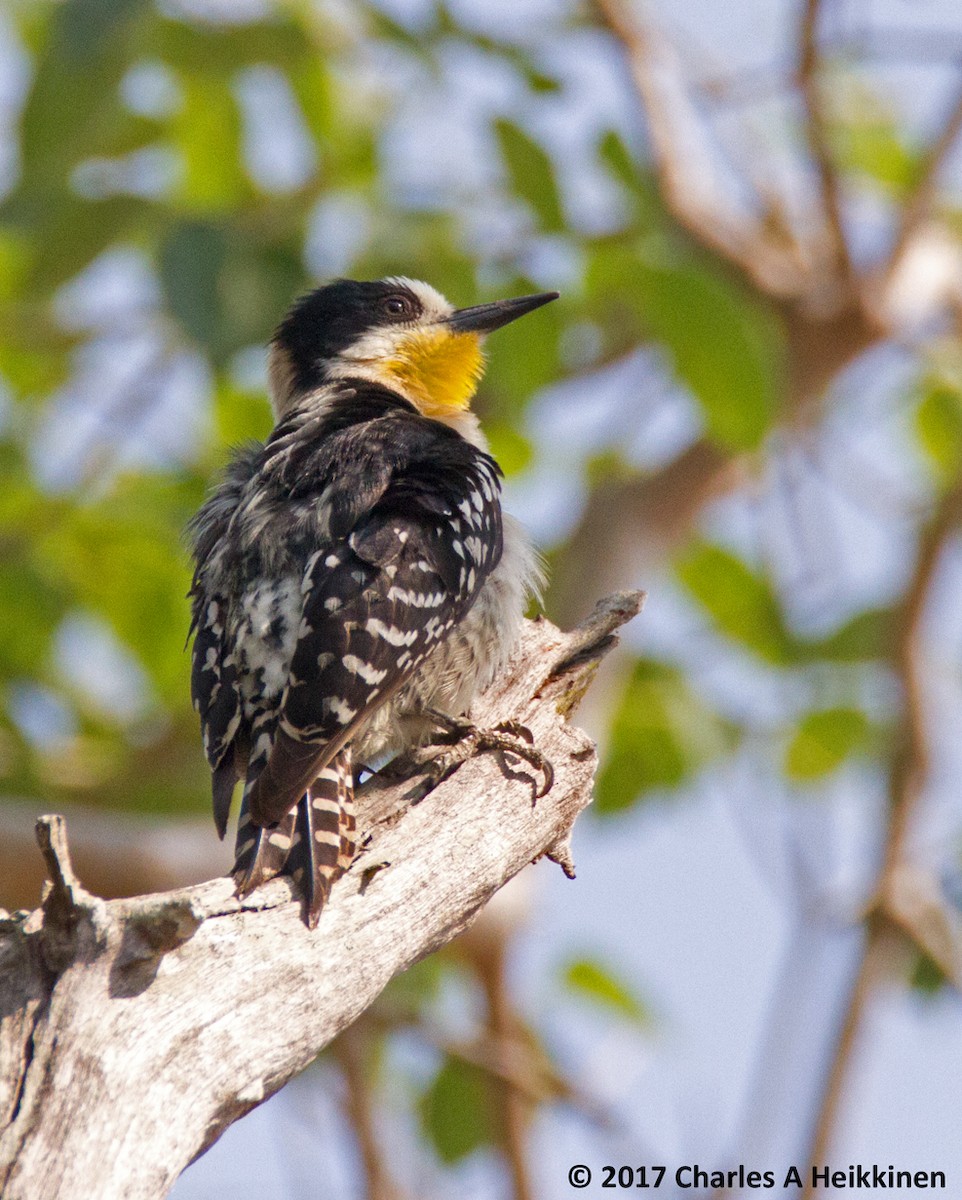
[379,293,416,319]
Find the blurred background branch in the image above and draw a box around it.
[3,0,962,1195]
[802,478,962,1190]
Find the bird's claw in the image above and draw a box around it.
[494,718,534,745]
[415,709,554,801]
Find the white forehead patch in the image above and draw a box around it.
[384,276,454,322]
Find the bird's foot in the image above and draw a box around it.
[404,709,554,803]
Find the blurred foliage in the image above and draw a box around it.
[0,0,783,824]
[915,374,962,488]
[3,0,962,1189]
[827,76,922,196]
[910,949,950,997]
[596,658,736,813]
[561,956,649,1024]
[676,541,795,664]
[784,707,871,781]
[420,1053,497,1164]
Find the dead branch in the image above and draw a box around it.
[0,593,642,1200]
[0,802,223,911]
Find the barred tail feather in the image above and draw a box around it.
[232,748,355,927]
[300,762,343,928]
[233,798,297,896]
[336,746,356,877]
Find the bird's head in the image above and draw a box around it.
[268,277,558,424]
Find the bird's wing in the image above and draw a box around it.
[190,597,244,838]
[190,596,241,770]
[243,448,503,826]
[189,444,263,833]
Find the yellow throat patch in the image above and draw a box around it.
[383,328,485,417]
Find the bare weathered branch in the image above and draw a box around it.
[0,594,642,1200]
[0,801,222,913]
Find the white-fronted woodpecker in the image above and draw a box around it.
[188,277,557,926]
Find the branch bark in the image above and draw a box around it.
[0,802,223,911]
[0,593,642,1200]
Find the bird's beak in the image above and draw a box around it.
[447,291,559,335]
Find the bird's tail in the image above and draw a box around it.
[297,748,354,928]
[233,800,297,896]
[233,746,356,929]
[337,744,357,877]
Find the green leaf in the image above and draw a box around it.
[478,276,561,410]
[364,7,436,57]
[155,15,310,78]
[785,707,869,780]
[41,475,200,705]
[0,564,65,677]
[13,195,154,296]
[0,334,74,400]
[803,607,893,662]
[637,259,778,449]
[0,233,31,304]
[378,955,446,1019]
[562,957,648,1024]
[219,237,306,353]
[494,118,565,233]
[828,79,920,196]
[675,541,792,663]
[585,449,635,490]
[160,220,304,363]
[0,466,67,675]
[910,949,948,997]
[915,377,962,485]
[596,658,736,814]
[16,0,150,195]
[586,243,781,450]
[170,74,248,213]
[597,129,657,210]
[523,68,561,94]
[420,1055,495,1164]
